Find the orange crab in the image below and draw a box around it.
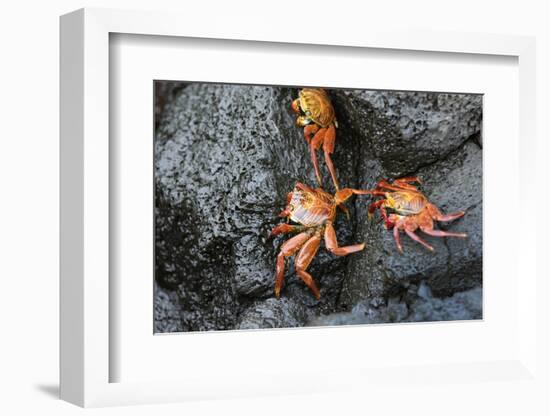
[269,182,370,299]
[291,88,340,190]
[365,177,467,253]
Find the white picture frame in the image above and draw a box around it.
[60,7,538,408]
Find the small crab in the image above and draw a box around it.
[291,88,340,190]
[365,177,467,253]
[269,182,370,299]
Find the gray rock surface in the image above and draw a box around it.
[154,281,183,333]
[332,90,483,308]
[154,81,188,129]
[332,90,482,177]
[308,285,482,327]
[155,84,357,332]
[154,83,483,332]
[238,298,313,330]
[340,140,483,307]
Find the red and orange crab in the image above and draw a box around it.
[269,182,370,299]
[291,88,340,190]
[365,177,467,253]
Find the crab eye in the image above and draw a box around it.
[305,110,311,116]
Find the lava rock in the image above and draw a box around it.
[154,81,188,129]
[155,84,358,331]
[334,89,483,308]
[155,82,483,332]
[238,298,313,330]
[332,90,482,177]
[340,140,482,307]
[154,281,184,333]
[308,286,482,326]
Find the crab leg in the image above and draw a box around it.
[337,203,351,220]
[393,224,404,253]
[420,228,467,238]
[303,124,319,144]
[275,232,311,298]
[309,127,326,186]
[322,124,339,190]
[434,212,466,222]
[375,181,416,193]
[309,146,322,186]
[426,203,465,222]
[396,176,422,183]
[334,188,375,206]
[394,177,422,189]
[303,124,321,184]
[295,234,322,299]
[373,177,422,193]
[405,229,434,251]
[324,222,365,256]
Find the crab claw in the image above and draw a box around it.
[296,116,311,127]
[278,208,291,218]
[269,223,293,238]
[384,214,398,230]
[384,219,395,230]
[291,99,301,114]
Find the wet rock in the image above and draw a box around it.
[340,139,482,307]
[332,90,482,177]
[155,84,358,331]
[407,286,482,322]
[334,89,483,308]
[308,286,482,326]
[238,298,313,330]
[155,82,483,331]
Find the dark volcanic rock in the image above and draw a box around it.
[155,82,483,332]
[340,140,482,307]
[309,285,482,326]
[334,90,483,308]
[155,84,358,331]
[154,281,183,333]
[332,90,482,177]
[154,81,188,129]
[238,298,313,330]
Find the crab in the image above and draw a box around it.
[269,182,370,299]
[365,177,467,253]
[291,88,340,190]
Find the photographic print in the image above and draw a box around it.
[154,82,482,333]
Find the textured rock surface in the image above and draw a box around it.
[154,83,483,333]
[308,285,482,327]
[332,90,482,177]
[238,298,313,330]
[333,90,483,308]
[154,281,183,333]
[154,81,188,130]
[155,84,358,332]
